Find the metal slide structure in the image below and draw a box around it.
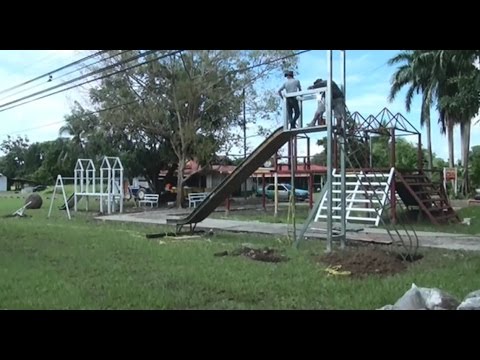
[59,192,77,210]
[167,125,326,232]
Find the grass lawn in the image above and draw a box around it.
[1,194,480,309]
[209,205,311,224]
[400,207,480,235]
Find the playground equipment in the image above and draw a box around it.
[48,175,71,220]
[164,52,342,246]
[166,125,326,230]
[9,201,32,217]
[310,108,459,226]
[99,156,124,214]
[167,50,458,257]
[57,156,124,215]
[315,168,394,227]
[166,51,346,248]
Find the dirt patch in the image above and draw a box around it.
[215,246,289,263]
[316,245,421,277]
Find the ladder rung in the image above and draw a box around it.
[331,190,386,194]
[321,207,379,212]
[330,198,380,203]
[316,215,377,222]
[333,174,391,178]
[332,182,388,186]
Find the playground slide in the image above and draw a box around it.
[59,178,95,210]
[167,125,323,228]
[59,193,80,210]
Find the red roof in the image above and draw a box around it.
[253,164,326,176]
[276,164,327,173]
[159,160,326,178]
[209,165,237,174]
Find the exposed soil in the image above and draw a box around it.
[215,246,289,263]
[316,245,422,277]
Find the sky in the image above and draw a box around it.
[0,50,478,162]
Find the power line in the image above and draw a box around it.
[0,50,108,96]
[0,50,183,113]
[1,50,304,136]
[237,50,310,74]
[16,51,70,74]
[0,50,134,103]
[1,50,302,115]
[0,50,166,110]
[0,99,141,137]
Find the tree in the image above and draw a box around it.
[436,53,480,195]
[470,146,480,191]
[82,50,299,207]
[31,139,77,184]
[60,100,175,191]
[0,136,30,179]
[388,50,435,170]
[311,152,326,166]
[389,50,480,195]
[418,50,478,177]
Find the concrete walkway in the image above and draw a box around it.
[96,209,480,252]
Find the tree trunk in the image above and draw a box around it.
[425,106,433,170]
[176,159,185,208]
[447,116,455,168]
[460,119,471,195]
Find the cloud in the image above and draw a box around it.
[236,50,480,165]
[345,74,364,85]
[1,49,477,166]
[0,50,90,150]
[347,93,391,113]
[0,94,72,141]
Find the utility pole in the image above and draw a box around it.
[243,88,247,198]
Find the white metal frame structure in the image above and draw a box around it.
[74,159,96,212]
[315,168,394,227]
[48,175,71,220]
[100,156,124,214]
[74,156,124,214]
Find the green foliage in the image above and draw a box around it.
[388,50,480,194]
[470,146,480,190]
[311,152,326,166]
[83,50,299,206]
[371,137,420,170]
[0,135,30,179]
[2,51,299,192]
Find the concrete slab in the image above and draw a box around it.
[95,208,480,252]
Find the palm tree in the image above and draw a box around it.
[388,50,434,170]
[433,50,480,194]
[410,50,480,195]
[58,102,100,168]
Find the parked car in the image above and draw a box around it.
[128,185,153,200]
[256,183,309,201]
[32,185,47,192]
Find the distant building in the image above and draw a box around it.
[158,160,327,196]
[0,173,7,192]
[159,161,254,196]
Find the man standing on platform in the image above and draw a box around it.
[278,70,302,129]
